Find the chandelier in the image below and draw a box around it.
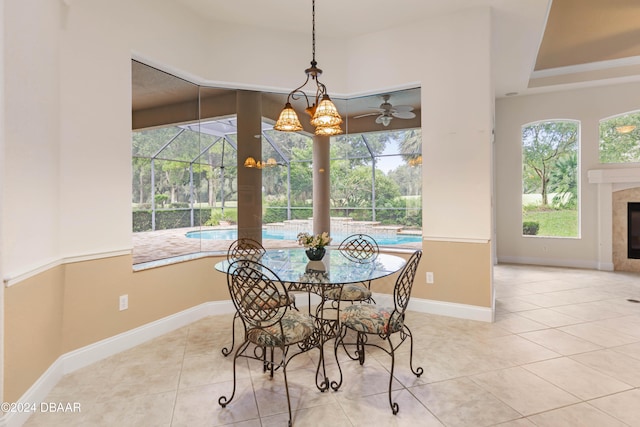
[274,0,343,136]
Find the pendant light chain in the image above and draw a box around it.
[273,0,343,135]
[311,0,316,65]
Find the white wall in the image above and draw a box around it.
[495,81,640,268]
[1,0,5,405]
[2,0,61,278]
[347,7,494,241]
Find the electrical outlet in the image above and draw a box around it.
[119,294,128,311]
[426,272,434,284]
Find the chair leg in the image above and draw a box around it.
[270,347,275,378]
[281,347,294,427]
[218,340,250,408]
[386,335,399,415]
[330,324,347,391]
[356,332,366,365]
[404,325,424,378]
[222,312,239,357]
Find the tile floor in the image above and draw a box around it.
[22,264,640,426]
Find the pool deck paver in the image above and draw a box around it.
[132,226,421,265]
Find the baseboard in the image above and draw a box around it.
[372,293,494,322]
[1,300,235,427]
[497,255,599,270]
[597,261,615,271]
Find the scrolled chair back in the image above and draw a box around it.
[227,237,266,262]
[338,233,379,263]
[389,250,422,325]
[226,259,289,329]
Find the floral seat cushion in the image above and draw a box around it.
[324,283,372,301]
[340,304,403,335]
[246,311,314,347]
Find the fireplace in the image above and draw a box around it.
[588,168,640,271]
[628,202,640,259]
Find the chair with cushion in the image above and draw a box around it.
[332,250,423,415]
[324,233,379,303]
[222,238,296,356]
[218,260,316,427]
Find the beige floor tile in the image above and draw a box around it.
[330,357,405,399]
[494,286,535,299]
[174,380,259,426]
[590,314,640,339]
[516,308,583,327]
[261,402,352,427]
[589,389,640,426]
[493,313,549,333]
[527,402,628,427]
[571,349,640,386]
[180,353,251,388]
[338,388,443,427]
[486,334,561,366]
[470,366,579,416]
[522,357,632,400]
[513,293,561,308]
[495,297,542,313]
[612,341,640,360]
[409,377,521,427]
[493,419,536,426]
[28,391,176,427]
[518,328,603,355]
[559,322,638,348]
[518,278,589,294]
[553,301,634,322]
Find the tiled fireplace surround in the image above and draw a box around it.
[588,167,640,272]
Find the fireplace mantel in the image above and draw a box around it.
[588,168,640,187]
[588,167,640,271]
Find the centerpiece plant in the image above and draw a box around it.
[297,231,332,260]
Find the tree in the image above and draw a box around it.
[398,129,422,163]
[388,164,421,197]
[599,111,640,163]
[522,121,577,207]
[549,152,578,208]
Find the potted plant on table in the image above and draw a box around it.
[297,231,332,261]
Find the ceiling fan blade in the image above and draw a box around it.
[353,112,380,119]
[392,105,414,112]
[392,111,416,119]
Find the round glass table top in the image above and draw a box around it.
[215,248,406,286]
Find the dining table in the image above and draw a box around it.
[215,247,407,391]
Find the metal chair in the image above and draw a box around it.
[227,237,266,262]
[223,238,296,356]
[324,234,379,303]
[332,250,423,415]
[218,260,316,427]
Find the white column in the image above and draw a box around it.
[312,135,330,235]
[597,183,614,271]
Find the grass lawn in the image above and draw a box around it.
[522,208,578,237]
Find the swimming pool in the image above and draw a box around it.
[185,229,422,246]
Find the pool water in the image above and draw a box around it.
[185,229,422,246]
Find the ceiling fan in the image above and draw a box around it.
[353,94,416,126]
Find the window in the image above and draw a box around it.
[521,120,579,238]
[132,61,422,265]
[330,130,422,228]
[599,111,640,163]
